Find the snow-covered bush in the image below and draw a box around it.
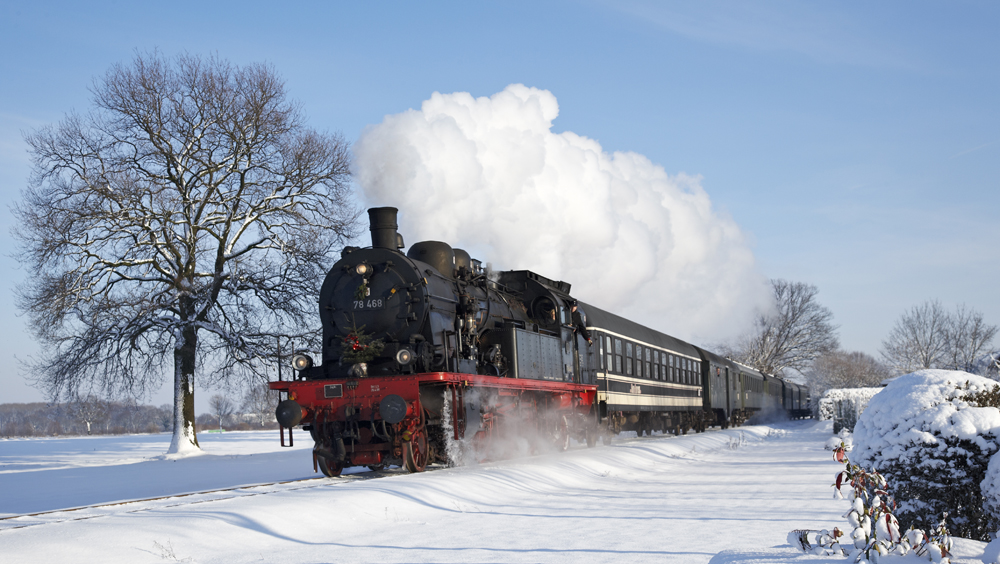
[852,370,1000,541]
[819,388,882,434]
[984,452,1000,542]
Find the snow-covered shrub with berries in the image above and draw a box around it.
[851,370,1000,541]
[791,444,953,563]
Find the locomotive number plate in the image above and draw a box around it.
[324,384,343,398]
[353,298,385,310]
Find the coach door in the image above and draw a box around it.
[724,366,733,415]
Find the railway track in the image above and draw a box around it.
[0,465,442,532]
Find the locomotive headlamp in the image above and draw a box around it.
[292,353,314,371]
[395,348,414,365]
[355,263,371,276]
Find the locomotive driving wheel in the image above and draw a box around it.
[402,409,430,473]
[553,415,570,451]
[402,426,428,473]
[317,454,344,477]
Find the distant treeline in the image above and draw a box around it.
[0,391,278,438]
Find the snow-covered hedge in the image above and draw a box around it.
[852,369,1000,541]
[818,387,882,434]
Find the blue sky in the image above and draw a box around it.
[1,1,997,408]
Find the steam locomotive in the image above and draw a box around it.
[269,207,809,476]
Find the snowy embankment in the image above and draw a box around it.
[0,423,989,563]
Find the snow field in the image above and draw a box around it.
[0,422,990,563]
[0,430,319,517]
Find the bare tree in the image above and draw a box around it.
[946,305,998,373]
[69,394,108,435]
[240,383,277,427]
[14,52,358,454]
[880,301,997,375]
[724,279,839,375]
[880,300,950,373]
[209,394,235,431]
[807,350,891,396]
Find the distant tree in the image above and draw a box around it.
[881,301,951,373]
[14,52,358,454]
[69,394,108,435]
[209,394,235,431]
[808,350,891,396]
[724,279,839,375]
[156,404,173,432]
[881,301,997,375]
[239,383,277,427]
[946,305,998,373]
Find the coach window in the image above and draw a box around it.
[635,345,642,377]
[598,335,605,369]
[615,338,623,374]
[668,355,674,382]
[626,343,633,375]
[606,337,613,372]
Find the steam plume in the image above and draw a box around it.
[354,84,769,343]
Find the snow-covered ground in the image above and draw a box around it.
[0,422,989,563]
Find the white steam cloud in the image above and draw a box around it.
[354,84,770,344]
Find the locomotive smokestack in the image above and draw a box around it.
[368,207,402,249]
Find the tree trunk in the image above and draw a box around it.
[167,324,199,454]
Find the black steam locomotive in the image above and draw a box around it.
[270,207,809,476]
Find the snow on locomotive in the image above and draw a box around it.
[269,207,809,476]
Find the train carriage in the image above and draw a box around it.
[581,304,707,435]
[695,347,739,429]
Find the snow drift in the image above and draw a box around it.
[353,84,770,343]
